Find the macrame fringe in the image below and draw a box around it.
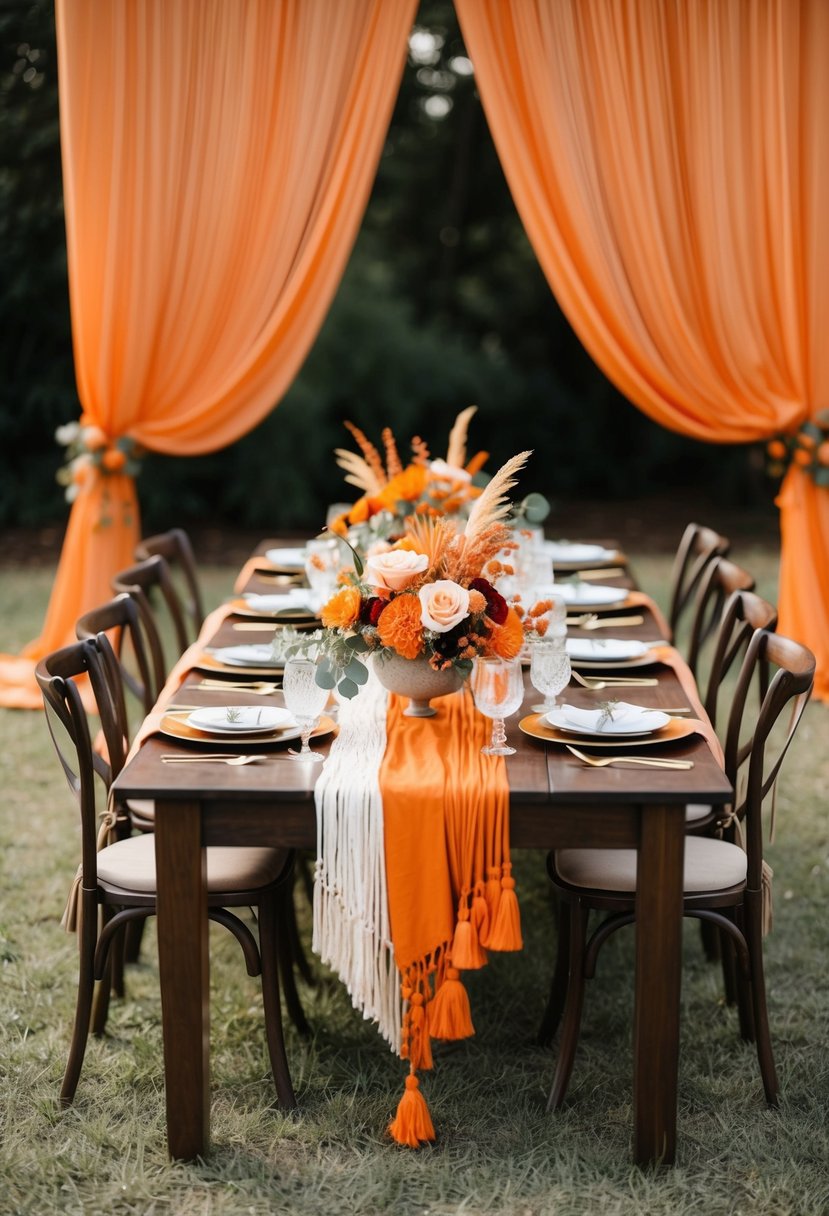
[312,675,403,1050]
[388,1073,435,1148]
[762,861,774,936]
[485,863,523,951]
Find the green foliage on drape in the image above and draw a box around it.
[0,0,767,532]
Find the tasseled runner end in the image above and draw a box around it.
[428,966,474,1041]
[451,903,488,970]
[480,866,502,946]
[485,862,523,951]
[406,990,433,1071]
[388,1073,436,1148]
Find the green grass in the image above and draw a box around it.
[1,552,828,1216]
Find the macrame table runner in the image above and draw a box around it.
[313,671,520,1146]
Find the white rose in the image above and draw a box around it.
[365,548,429,592]
[419,580,470,632]
[429,458,472,484]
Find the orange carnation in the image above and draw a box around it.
[377,594,424,660]
[320,586,362,630]
[348,496,371,525]
[488,607,525,660]
[375,463,429,512]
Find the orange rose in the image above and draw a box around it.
[320,586,362,629]
[488,607,525,660]
[817,440,829,466]
[377,594,424,660]
[102,447,127,471]
[793,447,812,467]
[766,439,787,461]
[797,431,816,449]
[81,425,108,451]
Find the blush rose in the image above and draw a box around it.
[365,549,429,592]
[418,580,471,632]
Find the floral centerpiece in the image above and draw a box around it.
[295,452,533,700]
[766,409,829,488]
[328,407,489,546]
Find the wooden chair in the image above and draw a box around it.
[686,557,755,683]
[76,593,166,722]
[112,554,192,670]
[135,528,205,641]
[541,629,814,1112]
[667,523,730,649]
[36,636,297,1111]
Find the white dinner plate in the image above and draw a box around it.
[545,702,670,738]
[187,706,295,735]
[209,644,284,668]
[244,591,318,615]
[565,638,650,663]
[264,547,307,571]
[539,582,629,608]
[544,542,618,566]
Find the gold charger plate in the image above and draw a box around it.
[193,652,286,677]
[518,713,697,750]
[570,650,663,672]
[158,712,336,747]
[229,597,319,623]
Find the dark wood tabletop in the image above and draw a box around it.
[112,540,732,1166]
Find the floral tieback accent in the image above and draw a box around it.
[55,419,143,526]
[766,411,829,487]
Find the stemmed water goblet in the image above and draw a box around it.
[303,537,342,613]
[470,656,525,756]
[282,657,329,762]
[529,636,572,714]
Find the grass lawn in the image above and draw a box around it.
[1,546,827,1216]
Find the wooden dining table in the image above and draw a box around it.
[111,542,732,1166]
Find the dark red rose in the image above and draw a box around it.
[469,577,508,625]
[361,596,385,626]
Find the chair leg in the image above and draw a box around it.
[720,928,738,1007]
[257,891,297,1110]
[91,907,115,1035]
[732,907,755,1043]
[60,892,98,1105]
[110,920,126,999]
[547,899,588,1111]
[537,898,571,1046]
[287,870,316,988]
[276,885,312,1039]
[745,896,779,1105]
[123,916,146,965]
[700,917,721,962]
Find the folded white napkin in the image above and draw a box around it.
[559,701,649,734]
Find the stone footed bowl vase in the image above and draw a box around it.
[373,652,464,717]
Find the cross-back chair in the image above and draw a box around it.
[36,636,297,1111]
[135,527,205,641]
[686,556,755,683]
[76,593,166,724]
[667,522,730,649]
[111,554,192,670]
[541,628,814,1114]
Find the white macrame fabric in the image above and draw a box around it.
[312,670,402,1052]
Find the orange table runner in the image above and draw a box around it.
[380,688,519,1146]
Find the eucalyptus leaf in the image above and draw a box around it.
[813,466,829,487]
[315,668,337,690]
[521,492,551,523]
[345,634,369,652]
[337,677,360,699]
[345,658,369,685]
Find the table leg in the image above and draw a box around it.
[155,799,209,1159]
[633,803,684,1165]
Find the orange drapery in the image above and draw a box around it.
[456,0,829,698]
[0,0,416,708]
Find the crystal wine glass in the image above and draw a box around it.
[470,656,525,756]
[303,537,342,612]
[282,657,330,762]
[529,635,572,714]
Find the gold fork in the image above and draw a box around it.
[571,670,658,690]
[565,744,693,769]
[197,679,282,693]
[570,614,646,630]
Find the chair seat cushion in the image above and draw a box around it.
[556,836,747,894]
[685,801,711,823]
[126,798,155,824]
[97,832,286,894]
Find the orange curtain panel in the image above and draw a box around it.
[456,0,829,698]
[0,0,416,708]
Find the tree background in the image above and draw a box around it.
[0,0,772,533]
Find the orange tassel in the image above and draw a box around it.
[483,865,502,934]
[471,882,490,947]
[451,916,487,970]
[486,866,523,951]
[388,1073,436,1148]
[428,966,474,1040]
[407,992,433,1071]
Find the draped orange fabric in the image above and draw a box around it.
[0,0,416,708]
[456,0,829,699]
[380,689,519,1145]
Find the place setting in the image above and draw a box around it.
[518,698,699,754]
[565,636,664,670]
[157,701,336,752]
[543,540,624,570]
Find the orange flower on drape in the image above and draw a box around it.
[0,0,416,708]
[456,0,829,698]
